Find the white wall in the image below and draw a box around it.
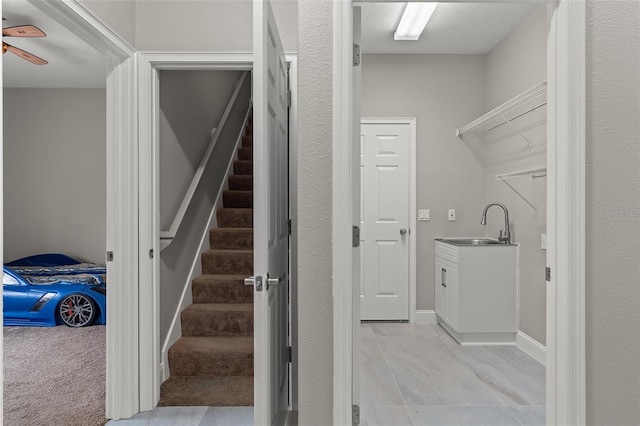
[134,0,297,54]
[484,5,547,344]
[361,54,486,311]
[585,1,640,424]
[297,1,334,424]
[3,88,106,264]
[159,70,242,230]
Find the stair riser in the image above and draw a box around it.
[159,377,253,407]
[228,175,253,191]
[233,161,253,175]
[216,209,253,228]
[181,311,253,337]
[242,136,253,148]
[238,148,253,161]
[223,191,253,208]
[192,281,253,304]
[245,125,252,136]
[210,229,253,250]
[201,251,253,275]
[168,350,253,377]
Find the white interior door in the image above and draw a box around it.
[253,0,289,424]
[360,121,410,320]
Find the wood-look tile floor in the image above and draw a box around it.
[106,323,545,426]
[360,322,545,426]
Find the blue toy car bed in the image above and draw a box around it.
[3,253,106,327]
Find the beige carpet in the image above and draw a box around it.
[3,325,106,426]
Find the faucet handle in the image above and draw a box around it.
[499,229,503,239]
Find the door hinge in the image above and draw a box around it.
[106,251,114,262]
[353,44,361,67]
[352,404,360,425]
[149,249,154,259]
[287,89,292,108]
[545,267,551,282]
[352,226,360,248]
[287,346,292,363]
[287,219,292,236]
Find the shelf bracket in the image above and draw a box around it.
[497,111,533,149]
[500,179,538,214]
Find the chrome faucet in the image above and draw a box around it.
[481,202,511,244]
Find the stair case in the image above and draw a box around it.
[159,118,255,407]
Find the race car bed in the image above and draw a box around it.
[3,254,106,327]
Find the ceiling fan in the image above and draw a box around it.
[2,19,48,65]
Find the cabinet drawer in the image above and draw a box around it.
[435,241,459,264]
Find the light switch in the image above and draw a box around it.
[541,234,547,250]
[419,209,430,221]
[448,209,456,222]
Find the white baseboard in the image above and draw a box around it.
[516,331,546,366]
[415,310,437,325]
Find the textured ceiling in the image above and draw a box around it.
[3,0,107,88]
[360,2,539,54]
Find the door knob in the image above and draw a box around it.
[400,228,407,236]
[266,273,282,290]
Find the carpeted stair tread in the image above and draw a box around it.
[159,376,253,407]
[210,228,253,250]
[228,175,253,191]
[201,249,253,275]
[181,303,253,337]
[217,208,253,228]
[223,190,253,208]
[168,336,253,377]
[238,147,253,161]
[192,274,253,304]
[233,160,253,175]
[242,136,253,148]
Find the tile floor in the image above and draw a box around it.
[106,323,545,426]
[360,322,545,426]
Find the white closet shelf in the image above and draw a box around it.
[456,81,547,137]
[495,166,547,181]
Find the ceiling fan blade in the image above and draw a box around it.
[2,25,46,38]
[5,43,48,65]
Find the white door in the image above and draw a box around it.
[360,122,410,320]
[252,0,289,424]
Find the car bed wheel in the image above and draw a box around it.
[58,294,97,327]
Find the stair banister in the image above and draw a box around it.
[161,71,249,246]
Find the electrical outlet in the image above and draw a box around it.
[448,209,456,222]
[419,209,430,221]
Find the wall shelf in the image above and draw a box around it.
[456,81,547,140]
[495,166,547,213]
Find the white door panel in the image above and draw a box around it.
[361,123,410,320]
[253,0,289,423]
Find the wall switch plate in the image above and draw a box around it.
[419,209,430,221]
[541,234,547,250]
[448,209,456,221]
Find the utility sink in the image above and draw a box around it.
[437,238,511,246]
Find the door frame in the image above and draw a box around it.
[334,1,586,425]
[137,52,253,411]
[360,117,417,323]
[21,0,138,420]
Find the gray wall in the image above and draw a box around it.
[585,1,640,424]
[361,54,486,311]
[159,70,242,230]
[297,1,334,424]
[79,0,136,46]
[3,88,106,264]
[158,71,250,342]
[484,5,547,344]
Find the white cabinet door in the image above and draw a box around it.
[253,0,289,424]
[435,257,459,330]
[360,123,410,320]
[435,258,446,319]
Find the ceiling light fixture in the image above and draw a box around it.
[394,2,438,41]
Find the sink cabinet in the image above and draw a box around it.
[435,240,518,344]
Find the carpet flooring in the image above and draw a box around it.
[3,325,106,426]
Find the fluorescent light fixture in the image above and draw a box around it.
[394,2,438,41]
